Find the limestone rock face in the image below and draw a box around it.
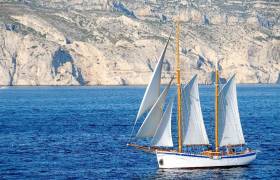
[0,0,279,85]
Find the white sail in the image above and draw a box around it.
[135,37,170,121]
[136,78,173,138]
[218,75,245,147]
[151,100,174,147]
[182,75,209,145]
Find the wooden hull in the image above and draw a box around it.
[156,151,256,169]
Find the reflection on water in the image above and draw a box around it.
[154,167,249,179]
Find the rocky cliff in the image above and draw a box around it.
[0,0,279,85]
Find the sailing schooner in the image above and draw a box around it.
[127,21,256,168]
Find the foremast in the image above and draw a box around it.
[176,20,182,153]
[215,63,219,152]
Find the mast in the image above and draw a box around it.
[176,20,182,153]
[215,63,219,152]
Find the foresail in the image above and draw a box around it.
[135,36,171,121]
[151,100,173,147]
[218,75,245,147]
[136,78,173,138]
[182,75,209,145]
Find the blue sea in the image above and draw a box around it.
[0,85,279,179]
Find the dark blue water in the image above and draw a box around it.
[0,85,279,179]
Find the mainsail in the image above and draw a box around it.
[136,78,173,138]
[135,36,170,121]
[218,75,245,146]
[182,75,209,145]
[151,100,174,147]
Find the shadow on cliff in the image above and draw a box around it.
[52,48,86,85]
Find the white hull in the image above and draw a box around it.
[156,151,256,169]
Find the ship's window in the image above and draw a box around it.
[159,159,164,166]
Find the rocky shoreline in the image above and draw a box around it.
[0,1,279,85]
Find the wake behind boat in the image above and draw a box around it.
[127,21,256,169]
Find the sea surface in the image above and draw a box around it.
[0,85,279,179]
